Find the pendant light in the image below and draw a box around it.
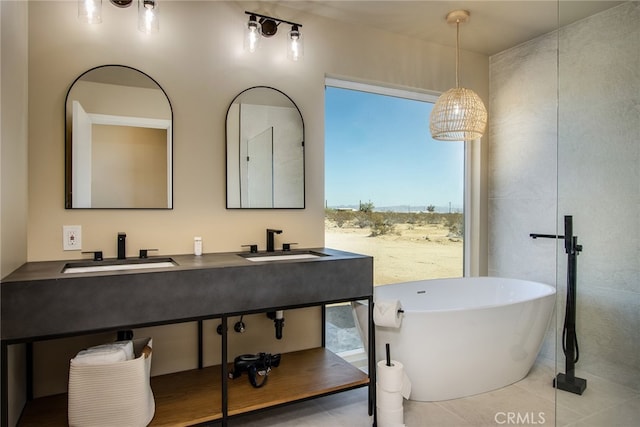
[430,10,487,142]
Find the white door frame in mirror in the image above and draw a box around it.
[71,101,172,209]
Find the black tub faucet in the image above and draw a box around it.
[266,229,282,252]
[117,232,127,259]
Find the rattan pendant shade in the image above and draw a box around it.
[430,87,487,141]
[430,10,487,142]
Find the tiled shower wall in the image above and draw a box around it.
[489,1,639,387]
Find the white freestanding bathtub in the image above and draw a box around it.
[354,277,556,401]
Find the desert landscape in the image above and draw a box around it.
[324,210,464,286]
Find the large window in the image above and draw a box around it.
[325,80,465,286]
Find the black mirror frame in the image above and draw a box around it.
[64,64,174,210]
[224,86,306,209]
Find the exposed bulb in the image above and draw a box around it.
[78,0,102,24]
[452,102,461,117]
[248,27,259,51]
[245,15,261,53]
[138,0,159,34]
[287,25,303,61]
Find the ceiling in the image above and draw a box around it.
[243,1,623,55]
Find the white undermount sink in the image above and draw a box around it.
[63,258,176,274]
[240,251,327,262]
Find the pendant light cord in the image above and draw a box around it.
[455,20,460,88]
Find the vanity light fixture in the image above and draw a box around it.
[77,0,159,33]
[429,10,487,141]
[244,11,303,61]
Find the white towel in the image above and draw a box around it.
[71,340,134,366]
[114,340,135,360]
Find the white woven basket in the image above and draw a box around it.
[68,338,155,427]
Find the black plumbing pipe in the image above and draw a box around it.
[531,215,586,395]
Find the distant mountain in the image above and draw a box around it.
[327,204,462,214]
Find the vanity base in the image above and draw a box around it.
[18,348,369,426]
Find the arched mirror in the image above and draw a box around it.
[226,86,305,209]
[65,65,173,209]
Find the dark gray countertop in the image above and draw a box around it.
[1,248,373,343]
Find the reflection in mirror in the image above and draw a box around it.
[226,87,305,209]
[65,65,173,209]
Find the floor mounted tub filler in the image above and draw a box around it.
[354,277,556,401]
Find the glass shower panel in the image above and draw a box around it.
[487,1,559,424]
[556,1,640,424]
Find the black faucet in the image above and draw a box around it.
[82,250,103,261]
[266,229,282,252]
[117,232,127,259]
[530,215,586,395]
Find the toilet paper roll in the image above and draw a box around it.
[377,406,404,427]
[377,360,412,398]
[376,385,403,410]
[373,299,403,328]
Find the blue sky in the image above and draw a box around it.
[325,86,464,211]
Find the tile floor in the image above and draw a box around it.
[229,357,640,426]
[228,306,639,426]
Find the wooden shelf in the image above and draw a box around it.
[150,363,222,426]
[18,348,368,426]
[228,347,369,416]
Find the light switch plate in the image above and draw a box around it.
[63,225,82,251]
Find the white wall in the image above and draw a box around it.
[488,32,558,285]
[27,0,488,262]
[1,0,29,277]
[489,2,640,387]
[15,0,489,411]
[1,1,29,425]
